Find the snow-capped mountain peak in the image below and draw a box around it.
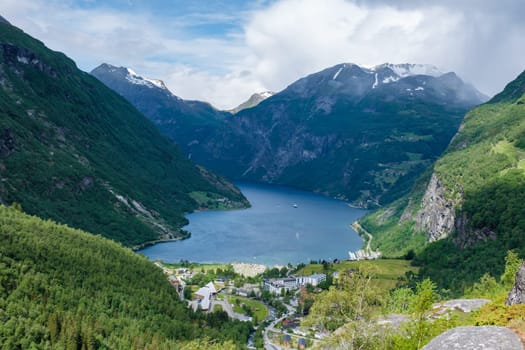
[229,91,275,114]
[258,91,275,99]
[125,68,168,90]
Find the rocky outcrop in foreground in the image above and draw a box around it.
[507,262,525,305]
[422,326,523,350]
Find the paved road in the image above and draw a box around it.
[212,299,235,318]
[264,314,288,350]
[264,307,296,350]
[351,221,381,257]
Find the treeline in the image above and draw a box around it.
[0,205,250,349]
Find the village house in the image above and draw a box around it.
[282,317,301,329]
[282,334,292,347]
[193,282,217,311]
[298,337,307,349]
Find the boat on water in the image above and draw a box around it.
[292,203,298,208]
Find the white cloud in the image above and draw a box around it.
[243,0,465,92]
[1,0,524,109]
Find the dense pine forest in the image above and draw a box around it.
[0,205,251,349]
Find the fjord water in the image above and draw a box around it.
[139,183,367,265]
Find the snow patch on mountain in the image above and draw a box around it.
[333,65,345,80]
[125,68,167,90]
[382,76,400,84]
[372,73,379,89]
[259,91,275,99]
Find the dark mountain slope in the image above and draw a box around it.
[0,20,247,247]
[201,63,486,207]
[91,63,229,156]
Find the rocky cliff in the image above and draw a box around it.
[413,170,499,247]
[414,174,458,242]
[507,262,525,306]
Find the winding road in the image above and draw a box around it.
[351,221,380,257]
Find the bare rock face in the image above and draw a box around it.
[434,298,490,315]
[507,262,525,306]
[422,326,523,350]
[413,172,498,247]
[415,173,457,242]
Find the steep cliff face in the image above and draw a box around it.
[415,174,458,242]
[412,172,497,247]
[507,262,525,305]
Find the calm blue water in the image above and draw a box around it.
[138,183,367,265]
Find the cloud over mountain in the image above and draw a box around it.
[2,0,524,109]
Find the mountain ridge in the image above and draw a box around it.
[0,20,247,247]
[93,61,486,208]
[229,91,275,114]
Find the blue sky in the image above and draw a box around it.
[2,0,524,108]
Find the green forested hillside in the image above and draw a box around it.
[413,70,525,293]
[0,21,247,247]
[0,205,250,349]
[362,70,525,294]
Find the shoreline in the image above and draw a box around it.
[349,221,381,260]
[135,200,251,251]
[132,233,191,251]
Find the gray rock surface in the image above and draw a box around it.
[376,314,409,328]
[415,174,457,242]
[507,262,525,305]
[422,326,523,350]
[434,298,490,315]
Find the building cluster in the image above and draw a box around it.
[263,273,327,294]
